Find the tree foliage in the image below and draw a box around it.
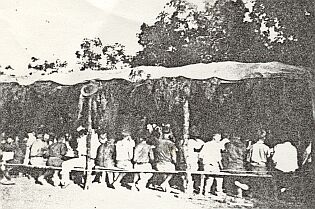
[133,0,253,67]
[133,0,315,68]
[75,38,131,71]
[250,0,315,67]
[28,57,68,75]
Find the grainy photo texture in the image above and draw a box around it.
[0,1,314,209]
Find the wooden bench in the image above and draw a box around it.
[2,163,273,193]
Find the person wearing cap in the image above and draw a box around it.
[112,129,135,189]
[199,133,229,197]
[132,133,155,191]
[153,124,178,192]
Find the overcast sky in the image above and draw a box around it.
[0,0,172,72]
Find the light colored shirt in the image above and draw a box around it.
[115,137,135,161]
[30,140,48,157]
[273,142,298,172]
[76,130,99,159]
[133,141,154,163]
[77,135,87,156]
[248,140,271,166]
[199,140,225,165]
[186,138,204,165]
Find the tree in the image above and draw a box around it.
[0,65,15,75]
[75,38,104,71]
[249,0,315,68]
[28,57,68,75]
[133,0,252,67]
[102,43,132,70]
[133,0,314,68]
[76,38,131,71]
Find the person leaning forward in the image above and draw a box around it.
[153,125,177,192]
[132,133,155,191]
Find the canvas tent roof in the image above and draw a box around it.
[0,61,311,86]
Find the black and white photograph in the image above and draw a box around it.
[0,0,314,208]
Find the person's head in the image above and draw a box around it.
[213,133,222,142]
[28,132,35,138]
[121,129,131,139]
[190,125,200,139]
[6,137,13,144]
[65,133,71,141]
[136,130,147,144]
[136,137,146,144]
[221,132,229,139]
[98,132,108,144]
[152,126,162,139]
[18,132,28,142]
[36,133,44,140]
[43,133,50,142]
[257,129,267,141]
[162,124,171,135]
[146,124,153,133]
[57,135,65,143]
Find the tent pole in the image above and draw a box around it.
[183,98,189,192]
[84,96,93,190]
[308,80,315,174]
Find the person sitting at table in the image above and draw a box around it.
[246,129,272,174]
[272,140,298,197]
[112,129,135,189]
[222,134,249,198]
[132,132,155,191]
[60,127,89,188]
[0,136,16,185]
[94,130,116,187]
[43,134,68,186]
[153,124,178,192]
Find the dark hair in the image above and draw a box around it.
[78,129,88,136]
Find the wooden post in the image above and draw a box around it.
[308,80,315,174]
[84,96,93,190]
[183,99,190,192]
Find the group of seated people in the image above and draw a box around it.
[0,125,312,200]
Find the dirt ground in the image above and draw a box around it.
[0,177,307,209]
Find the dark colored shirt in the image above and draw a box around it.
[95,139,115,167]
[154,139,177,163]
[0,142,18,152]
[48,142,68,158]
[223,138,246,170]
